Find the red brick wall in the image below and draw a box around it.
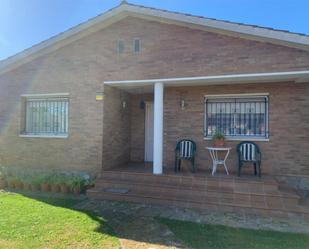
[163,82,309,176]
[0,16,308,175]
[102,86,131,169]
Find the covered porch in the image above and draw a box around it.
[103,70,309,176]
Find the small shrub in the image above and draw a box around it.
[212,131,225,140]
[0,166,93,194]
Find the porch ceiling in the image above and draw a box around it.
[104,70,309,92]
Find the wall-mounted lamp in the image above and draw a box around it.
[140,100,145,109]
[180,99,187,110]
[122,100,127,109]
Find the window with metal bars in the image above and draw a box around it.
[204,95,269,139]
[23,96,69,136]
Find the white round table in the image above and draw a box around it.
[206,147,232,176]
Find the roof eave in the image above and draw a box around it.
[104,71,309,89]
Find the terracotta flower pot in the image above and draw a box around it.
[15,181,23,189]
[40,183,50,192]
[73,187,81,195]
[8,180,16,189]
[30,184,40,191]
[85,184,95,190]
[60,184,69,194]
[0,178,7,189]
[23,183,31,191]
[214,138,225,147]
[51,184,60,193]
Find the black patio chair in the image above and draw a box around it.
[237,141,262,177]
[174,139,196,173]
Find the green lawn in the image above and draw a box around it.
[0,192,119,249]
[159,218,309,249]
[1,192,308,249]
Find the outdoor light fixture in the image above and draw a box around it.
[180,99,187,110]
[122,100,126,109]
[140,100,145,109]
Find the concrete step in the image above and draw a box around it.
[100,171,279,192]
[89,170,309,219]
[101,170,279,186]
[87,188,309,219]
[94,179,300,206]
[95,178,299,200]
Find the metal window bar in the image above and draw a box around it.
[25,97,68,135]
[204,97,268,138]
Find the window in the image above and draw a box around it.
[133,39,141,53]
[23,96,69,136]
[117,40,124,54]
[204,95,269,139]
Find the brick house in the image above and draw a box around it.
[1,2,309,216]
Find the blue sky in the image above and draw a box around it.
[0,0,308,60]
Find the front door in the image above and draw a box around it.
[145,102,154,162]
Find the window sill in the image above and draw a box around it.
[19,134,68,139]
[204,137,269,142]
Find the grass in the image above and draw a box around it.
[159,218,309,249]
[0,192,119,249]
[1,191,308,249]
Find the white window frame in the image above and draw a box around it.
[20,93,69,138]
[204,93,269,141]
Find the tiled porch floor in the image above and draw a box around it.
[89,162,309,220]
[104,162,278,187]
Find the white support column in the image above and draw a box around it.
[153,82,164,175]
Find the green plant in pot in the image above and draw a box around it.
[69,175,86,195]
[29,173,45,191]
[15,169,26,189]
[7,176,17,188]
[40,172,51,192]
[5,168,20,189]
[57,173,70,194]
[85,178,95,190]
[19,169,34,191]
[49,172,61,193]
[0,167,8,189]
[22,176,32,191]
[212,131,225,147]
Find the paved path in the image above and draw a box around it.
[76,198,309,248]
[76,200,185,249]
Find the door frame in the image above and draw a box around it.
[144,101,154,162]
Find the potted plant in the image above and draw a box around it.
[212,131,225,147]
[22,177,32,191]
[58,174,70,194]
[15,169,24,189]
[15,177,24,189]
[81,173,94,190]
[40,172,51,192]
[85,178,95,190]
[0,167,7,189]
[49,173,61,193]
[20,170,32,191]
[29,174,43,191]
[7,173,19,189]
[4,168,17,189]
[0,176,6,189]
[69,175,86,195]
